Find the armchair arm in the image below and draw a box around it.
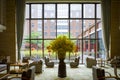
[105,71,112,76]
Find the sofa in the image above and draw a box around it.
[85,57,97,68]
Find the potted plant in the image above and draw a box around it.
[50,35,75,78]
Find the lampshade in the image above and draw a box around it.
[0,24,6,30]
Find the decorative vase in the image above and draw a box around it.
[58,51,66,78]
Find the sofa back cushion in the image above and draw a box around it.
[22,66,35,80]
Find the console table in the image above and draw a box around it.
[10,62,28,75]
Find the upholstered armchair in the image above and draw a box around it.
[8,66,35,80]
[29,60,43,73]
[22,57,30,63]
[44,56,54,68]
[85,57,97,68]
[92,66,120,80]
[70,56,80,68]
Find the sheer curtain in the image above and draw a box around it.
[16,0,26,60]
[101,0,111,59]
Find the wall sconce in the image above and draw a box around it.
[0,0,6,32]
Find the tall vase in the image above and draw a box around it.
[58,52,66,78]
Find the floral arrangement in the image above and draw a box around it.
[50,35,75,59]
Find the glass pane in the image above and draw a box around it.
[31,20,42,38]
[31,4,42,18]
[21,40,30,57]
[78,39,82,63]
[97,4,101,18]
[31,40,43,59]
[70,20,82,38]
[44,40,56,60]
[82,40,96,63]
[70,40,80,60]
[44,4,55,18]
[57,4,68,18]
[44,20,56,39]
[96,21,105,59]
[25,4,29,18]
[97,20,102,30]
[70,4,82,18]
[83,20,95,39]
[84,4,95,18]
[57,20,69,37]
[24,20,29,39]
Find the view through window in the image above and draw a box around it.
[21,3,105,63]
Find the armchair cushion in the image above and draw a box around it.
[70,56,80,68]
[85,57,97,68]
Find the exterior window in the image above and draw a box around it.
[21,3,104,63]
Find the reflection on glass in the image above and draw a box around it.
[31,20,42,38]
[31,40,43,58]
[82,40,96,63]
[57,4,68,18]
[78,39,82,63]
[25,4,29,18]
[44,20,56,38]
[44,40,56,59]
[70,4,82,18]
[97,4,101,18]
[24,20,29,39]
[84,4,95,18]
[44,4,55,18]
[31,4,42,18]
[83,20,95,38]
[70,20,82,38]
[96,29,105,59]
[21,40,30,57]
[97,20,102,30]
[57,20,69,37]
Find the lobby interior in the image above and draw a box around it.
[0,0,120,80]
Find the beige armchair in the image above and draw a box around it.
[44,56,54,68]
[85,57,97,68]
[70,56,80,68]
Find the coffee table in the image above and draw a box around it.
[10,62,28,75]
